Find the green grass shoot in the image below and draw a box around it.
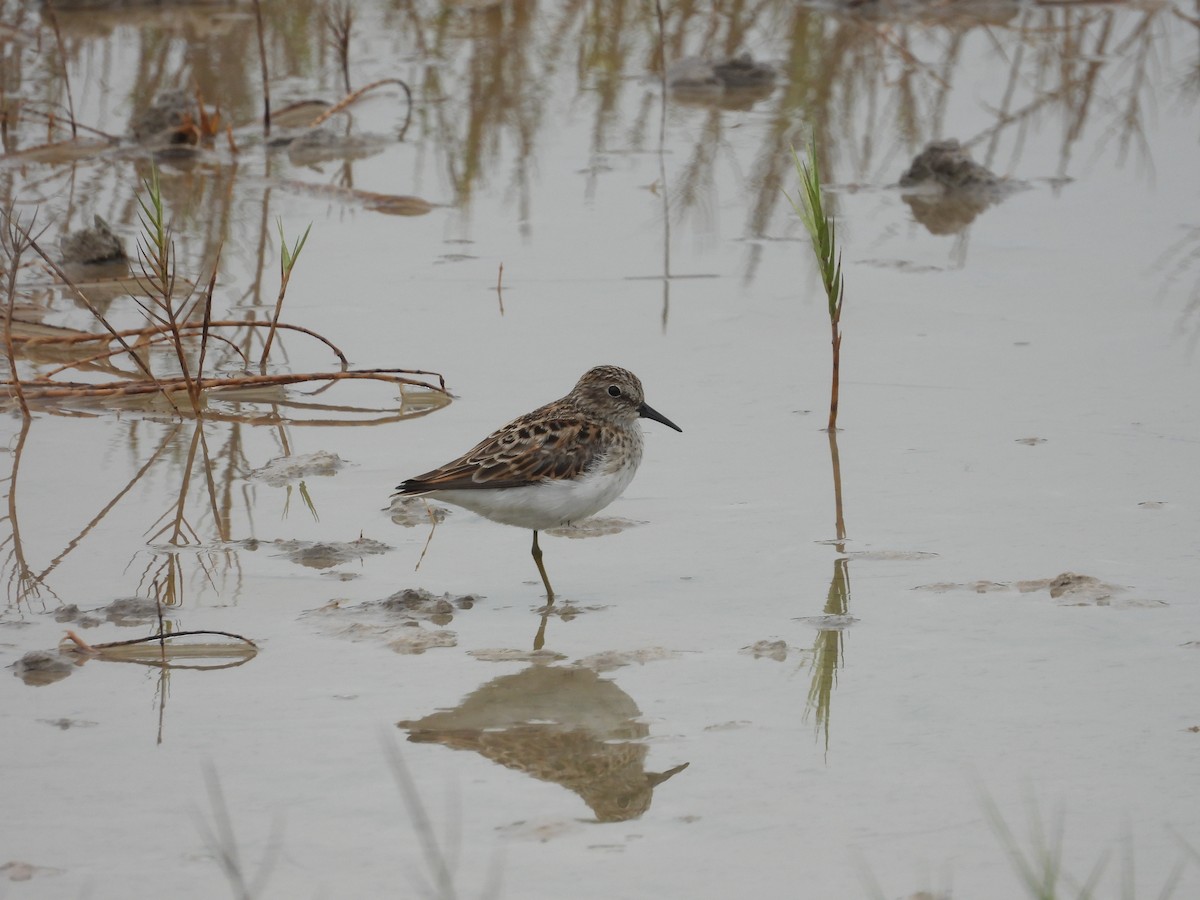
[787,138,844,432]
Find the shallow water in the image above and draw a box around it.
[2,2,1199,897]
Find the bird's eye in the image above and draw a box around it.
[607,385,622,397]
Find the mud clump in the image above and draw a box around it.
[249,451,346,487]
[380,587,477,624]
[388,495,449,528]
[544,516,642,538]
[59,215,127,266]
[268,537,390,570]
[388,629,457,655]
[129,89,194,144]
[668,52,774,89]
[915,572,1164,608]
[307,589,482,653]
[899,139,1020,234]
[741,640,791,662]
[667,53,775,110]
[900,139,1000,191]
[55,596,161,628]
[13,650,75,686]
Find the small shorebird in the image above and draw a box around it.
[395,365,682,599]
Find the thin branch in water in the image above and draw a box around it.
[309,78,413,140]
[1,205,36,417]
[8,367,448,402]
[63,629,257,653]
[252,0,271,137]
[19,319,350,369]
[8,213,182,414]
[44,3,78,139]
[195,247,223,408]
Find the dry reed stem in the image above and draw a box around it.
[62,629,257,653]
[194,253,221,407]
[36,332,246,381]
[17,319,351,366]
[44,3,77,139]
[1,208,33,417]
[7,368,446,401]
[16,108,119,143]
[252,0,271,136]
[14,223,182,413]
[309,77,413,138]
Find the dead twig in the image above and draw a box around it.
[7,367,447,401]
[309,77,413,140]
[18,319,350,367]
[1,205,36,417]
[10,217,183,414]
[62,629,257,653]
[44,3,78,139]
[252,0,271,137]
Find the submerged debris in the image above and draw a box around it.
[389,630,457,655]
[0,860,64,882]
[12,650,75,686]
[544,516,643,538]
[388,494,449,528]
[795,614,860,631]
[249,450,347,487]
[668,52,774,89]
[59,215,127,266]
[667,52,775,109]
[741,639,792,662]
[468,648,568,664]
[308,588,482,652]
[914,572,1165,608]
[39,718,97,729]
[846,550,937,562]
[267,537,390,570]
[55,596,161,628]
[576,647,680,673]
[380,587,478,619]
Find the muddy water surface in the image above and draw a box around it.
[2,3,1199,898]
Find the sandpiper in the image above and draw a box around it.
[395,365,681,599]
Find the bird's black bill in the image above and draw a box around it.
[639,401,682,432]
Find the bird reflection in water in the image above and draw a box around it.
[398,665,688,823]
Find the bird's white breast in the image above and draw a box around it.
[428,441,642,530]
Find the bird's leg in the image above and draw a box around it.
[531,530,555,603]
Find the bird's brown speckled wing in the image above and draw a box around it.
[396,406,607,493]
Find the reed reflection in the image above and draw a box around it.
[399,664,689,823]
[1,1,1187,297]
[804,428,850,753]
